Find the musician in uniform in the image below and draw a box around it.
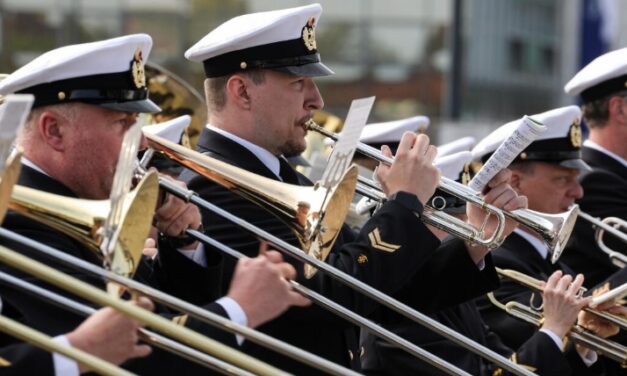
[0,34,308,374]
[562,48,627,287]
[362,150,605,375]
[180,4,526,374]
[473,106,624,371]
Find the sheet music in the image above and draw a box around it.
[468,115,545,192]
[0,94,34,171]
[320,96,375,188]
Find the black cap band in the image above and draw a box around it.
[17,71,148,108]
[580,73,627,102]
[202,36,319,78]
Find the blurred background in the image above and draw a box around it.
[0,0,625,143]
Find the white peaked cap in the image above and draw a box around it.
[434,151,472,180]
[0,34,159,113]
[564,47,627,101]
[472,106,589,170]
[359,116,430,144]
[186,4,332,78]
[143,115,191,144]
[437,136,476,158]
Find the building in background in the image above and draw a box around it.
[0,0,623,143]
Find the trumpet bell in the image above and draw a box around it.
[511,205,579,263]
[8,171,159,279]
[145,133,358,278]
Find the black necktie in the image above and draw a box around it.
[278,157,300,185]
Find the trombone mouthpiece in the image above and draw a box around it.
[304,119,319,131]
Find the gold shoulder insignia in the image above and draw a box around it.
[0,357,11,367]
[172,314,189,326]
[368,228,401,253]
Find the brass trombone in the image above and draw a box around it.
[144,134,538,376]
[0,269,257,376]
[305,120,580,263]
[488,269,627,366]
[578,212,627,268]
[0,243,289,376]
[4,188,361,374]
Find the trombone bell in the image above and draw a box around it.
[8,171,159,280]
[145,133,359,278]
[0,151,22,224]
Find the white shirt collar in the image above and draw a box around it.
[21,156,49,176]
[206,124,282,179]
[513,228,549,260]
[584,139,627,168]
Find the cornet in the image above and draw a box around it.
[578,212,627,268]
[305,119,579,262]
[142,135,538,376]
[488,268,627,366]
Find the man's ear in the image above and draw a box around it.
[509,169,523,192]
[225,75,252,110]
[608,96,627,124]
[36,111,66,152]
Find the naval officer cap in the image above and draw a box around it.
[359,116,430,153]
[564,47,627,102]
[0,34,160,113]
[472,106,590,171]
[185,4,333,78]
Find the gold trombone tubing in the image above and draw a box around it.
[578,212,627,269]
[0,244,289,376]
[306,120,579,263]
[0,269,255,376]
[487,292,627,366]
[0,228,360,376]
[496,268,627,331]
[145,152,536,375]
[0,314,135,376]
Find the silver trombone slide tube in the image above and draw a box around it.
[185,228,469,376]
[0,270,254,376]
[578,212,627,269]
[155,178,537,376]
[309,121,578,264]
[0,228,359,376]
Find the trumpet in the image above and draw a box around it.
[495,267,627,330]
[578,212,627,268]
[305,119,580,262]
[144,135,537,376]
[487,272,627,366]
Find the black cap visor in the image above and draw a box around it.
[271,61,334,77]
[99,98,161,113]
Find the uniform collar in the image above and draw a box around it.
[584,139,627,169]
[205,124,281,179]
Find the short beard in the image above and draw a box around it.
[280,139,307,157]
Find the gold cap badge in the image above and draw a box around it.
[302,17,317,51]
[569,119,582,148]
[131,48,146,89]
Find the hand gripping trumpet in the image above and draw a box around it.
[305,119,580,261]
[141,133,538,376]
[489,268,627,366]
